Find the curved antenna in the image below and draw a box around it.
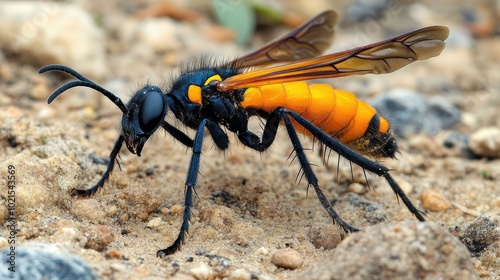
[38,64,128,114]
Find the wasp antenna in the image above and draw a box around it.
[39,64,128,114]
[38,64,92,82]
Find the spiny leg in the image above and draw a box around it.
[72,135,125,197]
[157,119,229,257]
[280,110,359,232]
[284,109,426,222]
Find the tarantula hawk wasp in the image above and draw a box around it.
[39,10,449,257]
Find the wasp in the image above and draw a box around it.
[39,11,449,257]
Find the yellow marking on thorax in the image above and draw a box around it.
[187,85,202,105]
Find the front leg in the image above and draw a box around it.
[157,119,228,257]
[72,135,125,197]
[161,121,194,147]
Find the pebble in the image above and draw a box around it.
[52,227,86,248]
[307,223,344,250]
[83,224,114,251]
[299,221,479,279]
[442,131,470,150]
[370,88,461,138]
[420,189,452,212]
[271,248,304,270]
[333,193,387,224]
[189,263,214,280]
[469,127,500,159]
[105,249,125,259]
[0,245,96,280]
[0,2,105,78]
[346,0,393,21]
[347,182,365,194]
[461,213,500,253]
[146,217,163,228]
[195,248,206,256]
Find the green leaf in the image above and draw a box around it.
[212,0,256,44]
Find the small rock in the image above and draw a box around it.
[229,268,252,280]
[195,248,206,256]
[347,0,393,21]
[299,222,479,279]
[370,88,461,138]
[146,217,163,228]
[189,263,214,280]
[307,223,344,250]
[256,247,269,256]
[0,245,96,280]
[105,249,125,259]
[347,182,365,194]
[53,227,86,247]
[461,213,500,253]
[271,248,304,270]
[469,127,500,159]
[420,189,452,212]
[332,193,387,224]
[83,224,114,251]
[443,131,470,149]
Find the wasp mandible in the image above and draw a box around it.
[39,10,449,257]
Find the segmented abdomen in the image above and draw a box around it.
[241,81,397,158]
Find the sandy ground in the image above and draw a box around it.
[1,0,500,279]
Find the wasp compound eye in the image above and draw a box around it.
[139,91,165,134]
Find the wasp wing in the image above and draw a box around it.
[219,25,449,91]
[230,10,337,68]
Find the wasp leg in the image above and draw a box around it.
[72,135,125,197]
[238,109,281,151]
[157,119,228,257]
[238,108,357,232]
[279,110,359,233]
[161,121,194,147]
[283,109,426,222]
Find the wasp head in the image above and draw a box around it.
[122,86,167,156]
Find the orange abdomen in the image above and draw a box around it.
[240,81,398,158]
[241,81,390,143]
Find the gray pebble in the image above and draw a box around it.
[347,0,393,21]
[461,213,500,254]
[370,88,461,138]
[0,245,95,280]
